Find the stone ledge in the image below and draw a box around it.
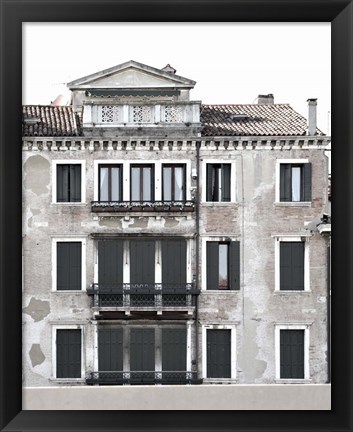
[22,384,331,410]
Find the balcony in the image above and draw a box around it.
[87,283,200,310]
[91,200,195,213]
[86,371,202,385]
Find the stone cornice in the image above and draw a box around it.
[22,136,331,151]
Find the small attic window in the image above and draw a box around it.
[228,113,249,121]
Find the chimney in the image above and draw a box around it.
[162,64,177,74]
[307,98,317,135]
[257,94,274,104]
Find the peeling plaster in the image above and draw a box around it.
[164,218,180,227]
[29,344,45,367]
[238,299,268,382]
[98,218,123,229]
[23,298,50,322]
[24,156,50,196]
[131,218,148,229]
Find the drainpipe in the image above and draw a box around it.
[326,238,331,383]
[195,141,200,378]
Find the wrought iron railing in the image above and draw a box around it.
[87,283,200,308]
[86,371,202,385]
[91,200,195,212]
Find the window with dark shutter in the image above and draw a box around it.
[207,329,231,378]
[280,329,305,379]
[280,242,305,290]
[130,240,155,306]
[207,241,240,290]
[98,240,124,306]
[162,328,187,372]
[130,328,155,372]
[57,164,81,202]
[279,163,311,202]
[56,329,81,378]
[206,164,231,202]
[57,242,82,290]
[98,327,123,372]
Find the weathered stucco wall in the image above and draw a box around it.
[22,144,329,387]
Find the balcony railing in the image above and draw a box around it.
[87,283,200,308]
[86,371,202,385]
[91,200,195,213]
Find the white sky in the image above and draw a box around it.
[23,22,331,134]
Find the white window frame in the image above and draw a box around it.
[275,324,310,381]
[93,159,191,203]
[52,160,86,204]
[274,235,311,292]
[52,236,87,292]
[201,159,236,203]
[51,324,85,381]
[202,324,237,381]
[201,236,240,292]
[275,158,310,204]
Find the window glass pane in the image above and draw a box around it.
[219,244,229,288]
[174,167,184,201]
[292,167,301,201]
[111,167,120,201]
[100,167,109,201]
[142,167,151,201]
[163,167,172,201]
[131,167,140,201]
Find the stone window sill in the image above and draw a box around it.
[274,290,311,294]
[274,202,311,207]
[275,379,312,384]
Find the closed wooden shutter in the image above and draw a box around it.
[207,329,231,378]
[221,164,231,202]
[280,242,304,290]
[56,329,81,378]
[98,327,123,372]
[130,328,155,371]
[280,164,291,202]
[280,330,305,379]
[162,328,187,371]
[57,165,69,202]
[303,163,312,201]
[162,240,186,286]
[130,240,155,284]
[70,164,81,202]
[206,164,215,201]
[98,240,123,285]
[207,242,219,290]
[230,241,240,290]
[57,242,81,290]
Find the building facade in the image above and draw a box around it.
[22,60,331,387]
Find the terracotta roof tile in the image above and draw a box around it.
[200,104,325,137]
[22,105,81,137]
[22,103,324,138]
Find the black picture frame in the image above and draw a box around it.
[1,1,352,431]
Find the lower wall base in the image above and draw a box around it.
[23,384,331,410]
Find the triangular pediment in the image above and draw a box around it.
[67,60,196,90]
